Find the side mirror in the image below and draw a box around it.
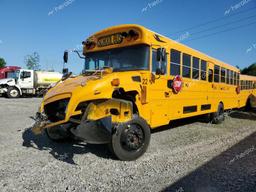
[157,48,166,62]
[63,51,68,63]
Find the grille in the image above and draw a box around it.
[44,98,70,122]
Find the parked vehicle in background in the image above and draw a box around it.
[0,69,62,98]
[0,66,21,79]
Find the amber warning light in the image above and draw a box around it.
[111,78,120,86]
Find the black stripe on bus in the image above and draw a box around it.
[201,104,211,111]
[183,106,197,114]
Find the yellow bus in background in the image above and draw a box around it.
[240,74,256,109]
[32,24,256,160]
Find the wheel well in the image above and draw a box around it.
[112,88,139,114]
[9,86,22,95]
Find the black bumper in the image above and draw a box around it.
[70,116,113,144]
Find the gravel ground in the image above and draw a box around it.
[0,98,255,192]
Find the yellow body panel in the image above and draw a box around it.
[35,24,256,133]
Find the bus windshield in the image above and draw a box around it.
[84,44,149,72]
[7,70,20,79]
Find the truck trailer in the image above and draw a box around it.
[0,69,62,98]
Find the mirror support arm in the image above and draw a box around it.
[73,50,85,59]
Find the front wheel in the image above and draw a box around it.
[45,124,72,142]
[7,87,20,98]
[109,116,151,161]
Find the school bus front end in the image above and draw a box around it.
[32,25,154,161]
[32,24,256,161]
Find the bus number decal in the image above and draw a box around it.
[142,78,148,85]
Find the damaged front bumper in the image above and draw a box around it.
[70,116,113,144]
[32,98,133,143]
[31,112,51,135]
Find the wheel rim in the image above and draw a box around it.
[10,89,18,97]
[120,124,145,151]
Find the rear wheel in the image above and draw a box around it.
[109,116,151,161]
[7,87,20,98]
[211,103,225,124]
[245,98,252,111]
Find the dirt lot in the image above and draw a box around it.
[0,98,255,192]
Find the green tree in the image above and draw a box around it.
[241,63,256,76]
[24,52,40,70]
[0,57,6,68]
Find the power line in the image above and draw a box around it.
[169,6,256,36]
[190,14,256,36]
[185,20,256,42]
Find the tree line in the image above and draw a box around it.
[0,52,40,69]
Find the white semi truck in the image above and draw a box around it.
[0,69,62,98]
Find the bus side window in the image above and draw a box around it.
[208,69,213,82]
[214,65,220,83]
[201,60,207,81]
[230,71,234,85]
[182,53,191,78]
[226,69,230,84]
[221,68,226,83]
[170,49,181,76]
[234,72,237,85]
[237,74,240,86]
[192,57,199,79]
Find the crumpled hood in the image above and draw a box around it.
[44,75,101,100]
[0,78,15,85]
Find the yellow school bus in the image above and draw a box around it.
[240,74,256,108]
[32,24,256,160]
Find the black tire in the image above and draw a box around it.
[109,116,151,161]
[7,87,20,98]
[45,124,72,142]
[211,103,225,124]
[245,98,252,111]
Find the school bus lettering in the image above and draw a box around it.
[97,33,123,47]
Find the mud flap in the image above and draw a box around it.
[70,116,112,144]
